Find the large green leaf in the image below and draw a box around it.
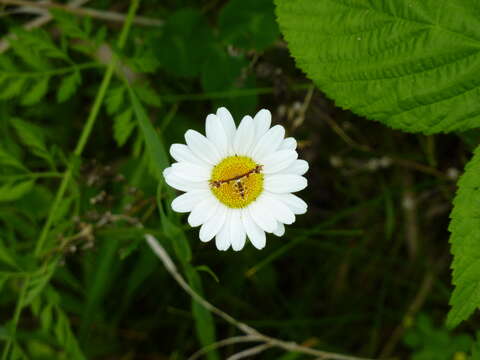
[448,145,480,328]
[276,0,480,134]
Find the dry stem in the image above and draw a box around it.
[226,343,274,360]
[188,336,263,360]
[145,234,375,360]
[0,0,163,26]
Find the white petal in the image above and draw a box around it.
[170,144,206,165]
[230,210,246,251]
[273,222,285,237]
[284,159,309,175]
[253,109,271,142]
[263,193,296,225]
[200,205,227,242]
[215,229,229,251]
[252,125,285,162]
[188,195,218,227]
[264,174,307,193]
[171,190,210,213]
[163,169,209,192]
[216,107,236,150]
[242,209,266,250]
[280,137,297,150]
[206,114,228,157]
[248,196,276,233]
[233,116,255,155]
[170,162,211,182]
[185,130,221,165]
[215,210,232,251]
[261,150,298,174]
[276,193,308,215]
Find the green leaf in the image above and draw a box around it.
[10,118,46,150]
[195,265,220,283]
[130,46,160,73]
[128,88,169,180]
[220,0,279,50]
[51,196,74,225]
[9,40,50,71]
[24,260,57,306]
[201,46,246,92]
[134,83,162,107]
[129,85,192,265]
[0,237,17,268]
[21,77,49,105]
[80,233,120,342]
[186,266,220,360]
[0,275,8,293]
[40,304,54,332]
[10,344,28,360]
[0,78,26,99]
[106,86,126,115]
[57,72,81,102]
[12,28,69,62]
[404,314,473,360]
[158,204,192,264]
[55,307,86,360]
[201,45,258,115]
[51,9,89,39]
[0,147,27,170]
[275,0,480,134]
[113,107,135,146]
[471,333,480,359]
[448,145,480,328]
[10,118,50,162]
[0,54,17,73]
[154,8,215,77]
[0,181,34,202]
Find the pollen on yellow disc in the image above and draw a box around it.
[210,156,263,208]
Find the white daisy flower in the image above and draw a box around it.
[163,107,308,251]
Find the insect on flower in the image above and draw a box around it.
[163,107,308,251]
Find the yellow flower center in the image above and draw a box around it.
[210,156,263,208]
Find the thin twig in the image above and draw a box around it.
[0,0,163,26]
[292,84,315,131]
[145,234,375,360]
[390,156,448,180]
[188,336,263,360]
[226,343,274,360]
[145,234,260,336]
[402,173,418,260]
[320,112,371,152]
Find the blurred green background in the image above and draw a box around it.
[0,0,478,359]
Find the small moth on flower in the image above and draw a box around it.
[163,107,308,251]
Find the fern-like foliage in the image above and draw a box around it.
[0,9,107,107]
[106,82,161,148]
[448,145,480,328]
[0,28,82,105]
[275,0,480,134]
